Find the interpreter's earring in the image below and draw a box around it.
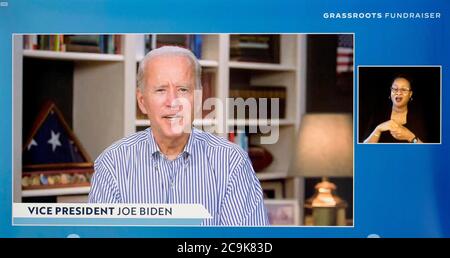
[388,96,391,100]
[410,97,413,102]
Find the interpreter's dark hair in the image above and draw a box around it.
[392,74,413,91]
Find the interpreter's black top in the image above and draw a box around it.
[365,106,426,143]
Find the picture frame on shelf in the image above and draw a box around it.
[264,199,300,226]
[261,180,284,199]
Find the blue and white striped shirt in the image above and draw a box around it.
[88,127,269,226]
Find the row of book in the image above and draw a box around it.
[24,34,281,64]
[144,34,203,59]
[23,35,123,54]
[147,34,281,63]
[230,34,280,63]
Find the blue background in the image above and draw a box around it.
[1,0,449,237]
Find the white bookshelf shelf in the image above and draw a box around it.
[227,119,295,127]
[199,59,219,67]
[135,119,218,127]
[256,172,290,181]
[194,119,218,126]
[22,186,91,197]
[228,61,296,71]
[23,49,124,62]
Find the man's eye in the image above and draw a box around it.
[179,88,189,93]
[156,89,166,93]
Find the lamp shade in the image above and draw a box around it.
[290,113,353,177]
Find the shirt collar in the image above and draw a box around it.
[183,127,197,156]
[147,126,196,158]
[146,127,161,156]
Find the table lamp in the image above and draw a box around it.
[290,113,353,226]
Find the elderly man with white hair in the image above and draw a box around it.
[88,46,269,226]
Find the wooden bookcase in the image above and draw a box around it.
[13,34,307,224]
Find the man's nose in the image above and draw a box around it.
[165,87,180,108]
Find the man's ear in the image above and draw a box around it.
[136,89,148,115]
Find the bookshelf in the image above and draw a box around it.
[13,34,307,224]
[14,35,135,202]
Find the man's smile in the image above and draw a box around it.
[162,114,183,121]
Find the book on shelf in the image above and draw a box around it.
[156,34,202,59]
[34,35,65,52]
[65,44,101,53]
[67,35,101,45]
[229,85,287,119]
[23,35,38,50]
[230,34,280,63]
[189,35,202,59]
[228,131,248,152]
[144,34,153,55]
[65,35,119,54]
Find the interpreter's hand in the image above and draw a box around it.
[390,124,415,142]
[376,120,398,132]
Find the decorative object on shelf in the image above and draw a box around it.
[264,199,300,225]
[290,113,353,226]
[230,34,280,63]
[22,101,94,190]
[304,178,347,226]
[248,145,273,172]
[22,169,93,189]
[261,180,284,199]
[336,34,354,75]
[336,34,354,95]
